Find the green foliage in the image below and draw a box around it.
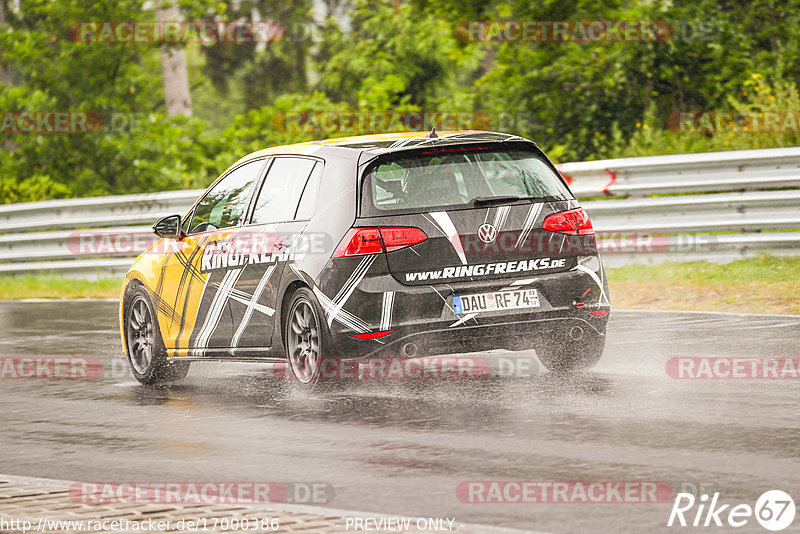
[607,73,800,158]
[315,0,482,110]
[2,0,800,201]
[0,174,72,203]
[195,0,315,107]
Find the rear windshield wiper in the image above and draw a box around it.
[468,195,564,207]
[469,196,523,207]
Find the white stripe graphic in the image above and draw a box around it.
[288,262,307,283]
[429,285,455,315]
[314,286,335,313]
[449,313,477,328]
[327,255,376,326]
[500,277,538,291]
[430,211,467,265]
[331,257,368,305]
[572,264,611,307]
[287,262,374,328]
[227,286,256,301]
[194,270,234,349]
[332,255,374,306]
[380,291,395,331]
[228,295,276,317]
[230,264,277,348]
[313,286,370,332]
[515,204,543,248]
[388,138,415,150]
[338,308,370,332]
[194,268,245,350]
[493,205,511,231]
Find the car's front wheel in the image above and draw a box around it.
[284,287,330,385]
[124,285,190,385]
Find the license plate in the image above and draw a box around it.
[452,289,540,315]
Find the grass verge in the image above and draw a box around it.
[607,255,800,315]
[0,275,122,300]
[0,256,797,315]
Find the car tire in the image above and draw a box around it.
[536,335,605,373]
[123,284,190,385]
[284,287,331,385]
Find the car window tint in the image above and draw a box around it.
[190,159,264,233]
[366,146,571,213]
[251,157,317,224]
[294,163,322,220]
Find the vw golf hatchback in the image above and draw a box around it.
[120,130,610,384]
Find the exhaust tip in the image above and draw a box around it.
[401,342,418,358]
[569,326,584,341]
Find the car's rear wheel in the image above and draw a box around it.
[124,285,190,385]
[285,287,330,385]
[537,335,605,373]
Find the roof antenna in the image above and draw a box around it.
[426,127,438,138]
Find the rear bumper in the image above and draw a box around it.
[328,309,608,359]
[318,252,610,359]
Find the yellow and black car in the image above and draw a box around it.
[119,130,610,385]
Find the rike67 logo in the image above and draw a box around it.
[668,490,795,531]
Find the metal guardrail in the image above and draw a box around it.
[558,146,800,197]
[585,190,800,234]
[0,147,799,276]
[0,190,202,234]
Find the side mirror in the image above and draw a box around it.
[153,214,183,239]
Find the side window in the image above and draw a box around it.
[294,163,322,220]
[251,157,317,224]
[189,159,265,233]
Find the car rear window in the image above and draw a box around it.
[362,144,572,215]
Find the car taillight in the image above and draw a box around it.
[333,227,427,258]
[334,228,383,257]
[379,227,428,252]
[542,208,594,236]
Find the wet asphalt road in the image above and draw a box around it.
[0,301,798,533]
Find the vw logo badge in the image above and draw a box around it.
[477,223,498,244]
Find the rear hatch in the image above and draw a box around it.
[357,142,596,286]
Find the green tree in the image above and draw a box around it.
[315,0,482,110]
